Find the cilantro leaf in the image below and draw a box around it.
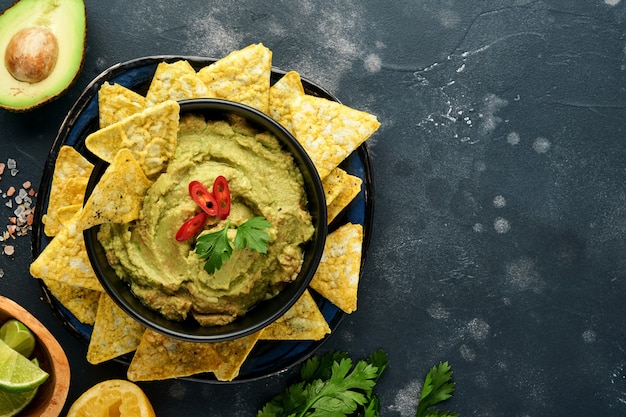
[195,220,232,274]
[194,216,271,274]
[258,350,388,417]
[415,361,458,417]
[234,216,271,253]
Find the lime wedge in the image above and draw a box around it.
[0,339,48,393]
[0,359,39,417]
[0,320,36,358]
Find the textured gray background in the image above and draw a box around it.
[1,0,626,415]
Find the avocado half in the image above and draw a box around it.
[0,0,86,111]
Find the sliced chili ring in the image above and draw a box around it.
[189,180,218,216]
[213,175,231,220]
[175,211,208,241]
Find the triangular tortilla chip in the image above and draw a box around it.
[268,72,379,179]
[145,60,208,106]
[323,167,350,207]
[127,329,218,381]
[41,278,100,325]
[260,290,330,341]
[197,43,272,113]
[98,81,147,128]
[209,331,262,381]
[85,100,180,177]
[87,293,145,364]
[42,146,94,237]
[80,149,153,230]
[309,223,363,313]
[327,173,362,224]
[30,210,103,291]
[268,71,305,134]
[290,95,380,179]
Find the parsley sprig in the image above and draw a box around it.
[258,350,389,417]
[195,216,271,274]
[416,361,459,417]
[257,351,458,417]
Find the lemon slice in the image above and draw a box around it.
[67,379,156,417]
[0,319,36,358]
[0,359,40,417]
[0,339,48,393]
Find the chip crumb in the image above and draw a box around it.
[3,245,14,256]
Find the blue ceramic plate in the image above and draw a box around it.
[31,56,374,383]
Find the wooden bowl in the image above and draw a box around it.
[0,295,70,417]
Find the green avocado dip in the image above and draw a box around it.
[98,113,315,326]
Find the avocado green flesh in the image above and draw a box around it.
[0,0,86,111]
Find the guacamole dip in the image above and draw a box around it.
[98,114,315,326]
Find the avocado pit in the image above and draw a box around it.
[5,26,59,83]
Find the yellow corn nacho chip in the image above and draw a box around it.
[98,81,147,128]
[145,60,208,106]
[87,293,145,365]
[197,43,272,113]
[268,70,305,133]
[260,290,330,341]
[209,331,262,381]
[127,329,260,382]
[85,100,180,178]
[80,149,153,230]
[268,71,379,179]
[30,210,104,291]
[42,146,94,237]
[310,223,363,313]
[41,278,100,325]
[327,173,362,224]
[127,329,219,382]
[322,167,350,207]
[291,95,380,179]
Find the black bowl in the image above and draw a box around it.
[83,98,328,342]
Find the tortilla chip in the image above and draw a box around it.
[43,146,94,237]
[87,293,145,365]
[268,71,305,134]
[322,167,350,207]
[290,95,380,179]
[260,290,330,341]
[98,82,147,128]
[269,72,379,179]
[41,278,100,325]
[327,174,362,224]
[197,43,272,113]
[145,60,208,106]
[85,100,180,178]
[309,223,363,313]
[30,210,104,291]
[127,329,219,381]
[80,149,152,230]
[210,331,262,381]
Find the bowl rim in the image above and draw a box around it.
[83,97,328,342]
[0,295,70,417]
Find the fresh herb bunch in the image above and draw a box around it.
[195,216,271,274]
[257,351,459,417]
[258,350,389,417]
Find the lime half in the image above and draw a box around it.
[0,359,39,417]
[0,339,48,393]
[0,320,35,358]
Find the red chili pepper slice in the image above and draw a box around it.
[212,175,231,220]
[175,211,208,242]
[189,180,218,216]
